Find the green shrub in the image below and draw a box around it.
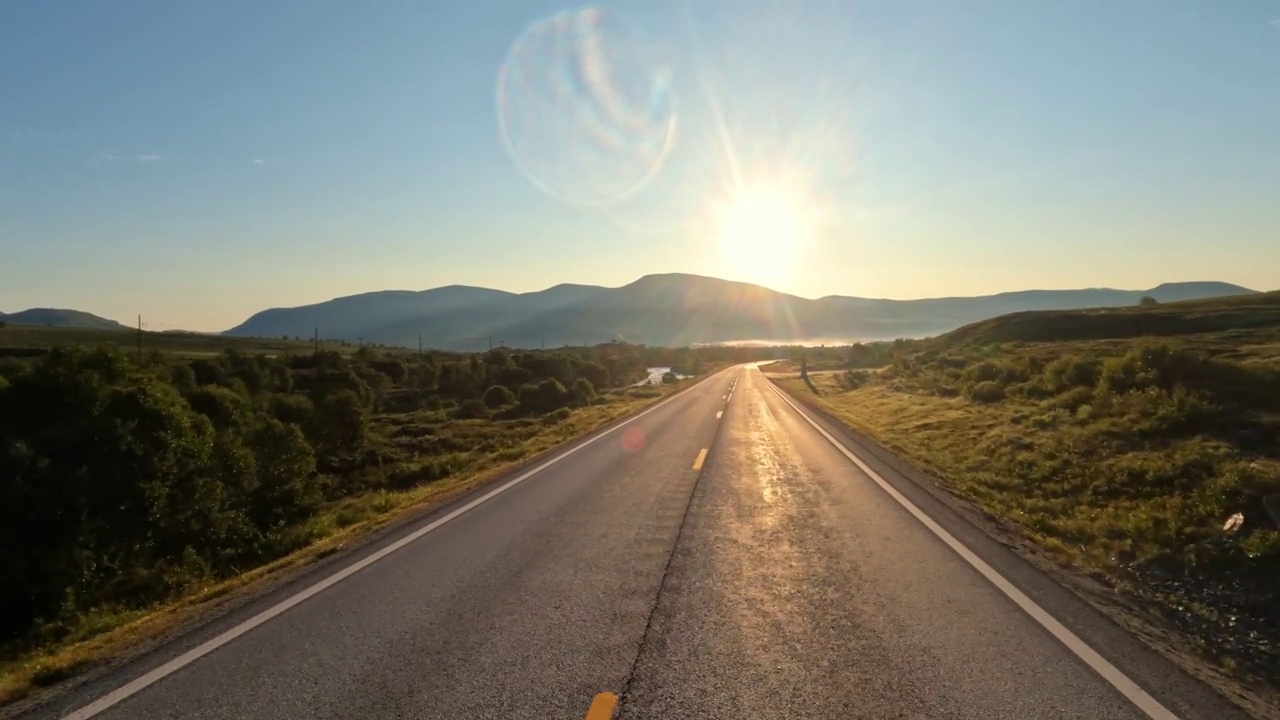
[964,361,1002,384]
[571,378,596,404]
[967,380,1005,404]
[542,407,573,424]
[453,398,488,419]
[482,384,515,408]
[838,370,871,391]
[0,357,28,380]
[518,378,568,413]
[269,393,315,428]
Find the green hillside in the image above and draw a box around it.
[937,290,1280,346]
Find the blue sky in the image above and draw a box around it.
[2,0,1278,331]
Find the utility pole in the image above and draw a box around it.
[488,336,493,351]
[136,315,143,360]
[418,333,423,357]
[541,338,545,352]
[314,327,319,358]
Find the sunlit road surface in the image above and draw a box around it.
[29,367,1247,720]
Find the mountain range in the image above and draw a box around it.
[2,275,1258,349]
[220,274,1258,350]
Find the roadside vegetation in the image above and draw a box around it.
[0,339,747,704]
[776,291,1280,688]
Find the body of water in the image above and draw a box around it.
[634,366,691,386]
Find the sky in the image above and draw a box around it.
[1,0,1278,331]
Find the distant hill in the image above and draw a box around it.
[0,308,127,331]
[221,274,1258,350]
[937,290,1280,346]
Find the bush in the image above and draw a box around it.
[482,384,515,408]
[269,393,315,428]
[964,361,1002,385]
[245,418,319,529]
[313,390,368,456]
[0,357,27,380]
[967,380,1005,404]
[662,371,678,384]
[1041,355,1102,394]
[369,360,407,384]
[542,407,573,424]
[185,385,252,429]
[518,378,568,413]
[838,370,871,391]
[454,398,488,419]
[1051,385,1095,411]
[571,378,596,405]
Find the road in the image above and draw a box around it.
[25,366,1248,719]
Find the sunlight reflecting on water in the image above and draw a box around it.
[497,7,676,206]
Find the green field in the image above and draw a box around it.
[779,291,1280,690]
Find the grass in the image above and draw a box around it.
[775,291,1280,689]
[0,380,686,707]
[0,324,411,358]
[938,291,1280,345]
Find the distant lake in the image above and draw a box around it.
[635,366,691,386]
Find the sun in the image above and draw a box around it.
[713,184,812,286]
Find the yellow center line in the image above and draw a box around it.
[584,691,619,720]
[693,448,709,470]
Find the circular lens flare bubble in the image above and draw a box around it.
[620,425,646,453]
[497,7,676,206]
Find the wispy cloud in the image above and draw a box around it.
[1272,18,1280,30]
[252,158,266,165]
[94,152,163,163]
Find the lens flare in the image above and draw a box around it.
[497,8,676,206]
[620,425,646,453]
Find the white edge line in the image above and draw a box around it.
[63,375,721,720]
[760,374,1181,720]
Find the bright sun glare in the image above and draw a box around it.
[714,185,812,286]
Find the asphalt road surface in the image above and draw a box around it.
[23,366,1250,720]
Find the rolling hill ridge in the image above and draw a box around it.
[0,308,128,331]
[222,274,1258,350]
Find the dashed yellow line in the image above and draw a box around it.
[716,411,723,419]
[693,448,708,470]
[584,691,618,720]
